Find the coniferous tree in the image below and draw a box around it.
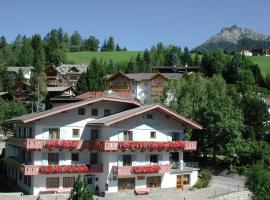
[106,36,115,51]
[181,47,193,66]
[100,40,107,52]
[70,31,82,52]
[32,34,45,72]
[18,38,34,66]
[68,176,93,200]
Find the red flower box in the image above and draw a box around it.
[132,165,161,174]
[43,140,79,149]
[39,164,89,174]
[118,141,186,151]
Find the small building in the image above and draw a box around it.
[240,49,253,56]
[7,66,34,82]
[106,73,182,104]
[56,64,87,87]
[153,66,200,73]
[13,81,32,103]
[45,66,64,87]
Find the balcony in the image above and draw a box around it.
[6,157,103,176]
[112,164,172,176]
[6,137,84,150]
[89,141,197,151]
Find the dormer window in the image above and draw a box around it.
[91,108,98,116]
[146,114,153,119]
[78,108,85,115]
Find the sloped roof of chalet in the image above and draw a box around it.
[47,87,74,92]
[56,64,87,75]
[6,96,141,123]
[106,72,182,81]
[0,92,8,96]
[87,104,203,129]
[76,90,131,99]
[7,66,34,75]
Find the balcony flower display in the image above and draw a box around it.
[132,165,161,174]
[39,164,89,174]
[118,141,186,151]
[43,140,79,149]
[89,141,104,150]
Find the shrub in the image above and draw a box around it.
[193,169,212,189]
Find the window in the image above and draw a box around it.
[137,176,145,180]
[48,153,59,165]
[49,128,60,139]
[104,109,111,117]
[118,178,135,190]
[46,177,59,188]
[150,154,158,163]
[147,114,153,119]
[150,131,156,139]
[78,108,85,115]
[63,177,75,188]
[26,151,32,163]
[29,128,32,138]
[90,153,98,164]
[71,153,79,162]
[19,172,22,181]
[87,177,93,184]
[23,128,27,138]
[72,129,80,138]
[91,108,98,116]
[123,155,132,166]
[27,176,31,187]
[172,132,179,141]
[91,129,99,140]
[24,176,27,184]
[124,131,133,141]
[147,176,161,188]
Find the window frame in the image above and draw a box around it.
[150,131,156,139]
[46,177,59,189]
[91,108,98,116]
[78,108,85,115]
[123,154,132,166]
[104,109,111,117]
[71,153,79,162]
[72,129,80,138]
[48,153,59,165]
[63,177,75,188]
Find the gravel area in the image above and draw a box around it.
[216,191,252,200]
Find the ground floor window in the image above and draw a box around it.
[46,177,59,188]
[118,178,135,190]
[183,174,190,185]
[147,176,161,188]
[63,177,75,188]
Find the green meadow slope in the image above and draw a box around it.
[67,51,143,64]
[67,51,270,75]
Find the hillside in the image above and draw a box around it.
[194,25,270,53]
[250,56,270,75]
[67,51,143,64]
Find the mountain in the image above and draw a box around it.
[194,25,270,53]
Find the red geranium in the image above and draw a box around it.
[43,140,79,149]
[133,165,161,174]
[39,164,89,174]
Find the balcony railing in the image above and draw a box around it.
[112,164,172,176]
[7,137,84,150]
[89,141,197,151]
[6,157,103,176]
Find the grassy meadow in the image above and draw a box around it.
[67,51,270,75]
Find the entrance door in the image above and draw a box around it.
[176,175,184,190]
[84,175,96,192]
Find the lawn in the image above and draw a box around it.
[67,51,143,65]
[250,56,270,75]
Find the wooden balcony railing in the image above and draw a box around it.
[89,141,197,151]
[6,157,103,176]
[6,137,84,150]
[112,164,172,176]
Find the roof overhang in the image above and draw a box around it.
[88,104,203,130]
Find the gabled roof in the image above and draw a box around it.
[76,90,130,99]
[106,72,182,82]
[56,64,87,75]
[7,66,34,75]
[87,104,203,129]
[6,96,141,123]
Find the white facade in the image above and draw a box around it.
[6,99,200,195]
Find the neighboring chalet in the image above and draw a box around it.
[153,66,200,73]
[7,66,34,82]
[240,48,270,56]
[5,94,202,195]
[106,73,182,104]
[13,81,32,103]
[45,87,76,109]
[55,64,87,87]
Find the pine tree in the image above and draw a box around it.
[18,39,34,66]
[106,37,115,51]
[116,44,121,51]
[68,176,93,200]
[100,40,107,51]
[32,34,45,72]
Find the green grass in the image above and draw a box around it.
[250,56,270,75]
[67,51,143,65]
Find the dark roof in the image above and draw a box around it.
[87,104,202,129]
[106,72,182,81]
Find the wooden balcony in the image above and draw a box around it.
[112,164,172,177]
[89,140,197,151]
[6,157,103,176]
[6,137,84,150]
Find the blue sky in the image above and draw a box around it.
[0,0,269,50]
